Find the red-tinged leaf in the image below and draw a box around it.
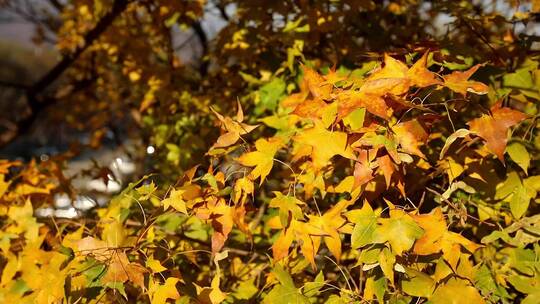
[353,149,374,188]
[392,120,429,158]
[233,204,251,238]
[272,226,294,262]
[378,155,395,189]
[102,251,147,289]
[360,77,406,97]
[365,52,440,96]
[407,52,441,88]
[292,98,328,119]
[302,65,333,100]
[210,204,234,255]
[443,64,489,95]
[468,103,527,161]
[337,90,392,120]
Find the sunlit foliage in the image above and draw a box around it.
[1,0,540,303]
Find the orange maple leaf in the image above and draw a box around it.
[468,102,527,161]
[443,64,489,95]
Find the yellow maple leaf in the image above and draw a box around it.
[412,208,482,269]
[6,200,41,242]
[294,122,354,169]
[149,277,180,304]
[162,188,188,214]
[146,255,167,273]
[306,198,353,263]
[238,137,282,183]
[211,101,259,149]
[378,208,424,254]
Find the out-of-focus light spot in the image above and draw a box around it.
[54,193,71,208]
[147,145,155,154]
[87,179,122,193]
[35,207,54,218]
[55,207,79,219]
[40,154,49,161]
[73,195,97,211]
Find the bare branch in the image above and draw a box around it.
[0,0,131,147]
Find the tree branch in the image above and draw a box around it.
[47,0,64,12]
[0,0,131,147]
[191,21,209,76]
[27,0,130,107]
[216,4,229,21]
[0,80,30,90]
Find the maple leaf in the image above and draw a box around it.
[365,52,441,96]
[209,203,234,255]
[392,120,429,158]
[378,155,395,188]
[74,235,147,289]
[468,102,527,161]
[407,52,442,88]
[302,65,333,100]
[272,224,295,261]
[101,251,147,289]
[430,278,485,304]
[196,251,228,304]
[443,64,489,95]
[211,101,258,149]
[412,208,481,269]
[74,236,110,261]
[146,255,167,273]
[263,264,313,304]
[294,122,354,169]
[269,192,305,227]
[6,200,41,242]
[337,89,393,120]
[238,137,282,184]
[378,246,396,285]
[281,91,309,109]
[18,249,69,304]
[233,203,251,237]
[353,149,375,188]
[336,52,441,121]
[366,54,411,95]
[162,188,188,214]
[349,201,381,249]
[297,170,325,198]
[306,198,353,263]
[323,66,349,85]
[194,197,234,254]
[233,176,254,204]
[291,98,329,120]
[378,207,424,254]
[149,277,180,304]
[294,221,323,268]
